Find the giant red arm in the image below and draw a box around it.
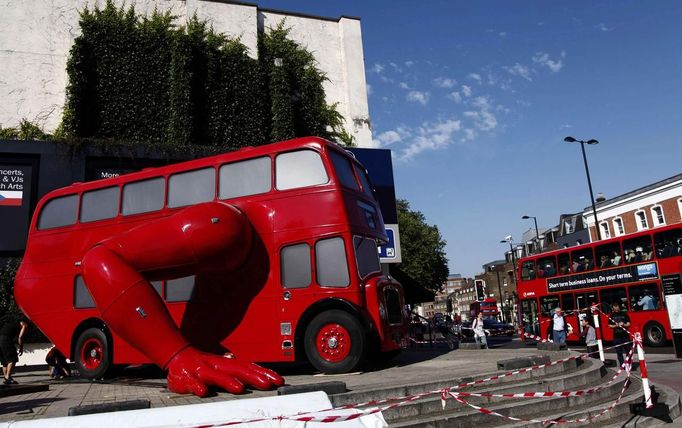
[81,201,284,396]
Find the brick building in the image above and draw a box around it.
[584,173,682,242]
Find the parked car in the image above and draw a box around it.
[455,318,514,340]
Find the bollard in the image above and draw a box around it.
[634,332,653,409]
[591,304,605,362]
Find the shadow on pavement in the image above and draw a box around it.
[0,397,65,416]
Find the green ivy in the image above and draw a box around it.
[59,1,351,150]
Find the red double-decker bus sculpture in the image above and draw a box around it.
[14,137,408,396]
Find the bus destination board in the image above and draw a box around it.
[547,262,658,293]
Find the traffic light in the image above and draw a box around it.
[474,279,486,301]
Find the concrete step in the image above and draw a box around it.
[391,370,634,427]
[379,357,605,422]
[330,352,580,408]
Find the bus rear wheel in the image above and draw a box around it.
[643,322,666,347]
[75,327,112,379]
[304,310,366,374]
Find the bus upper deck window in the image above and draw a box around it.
[623,236,653,264]
[654,228,682,259]
[329,150,359,191]
[353,164,374,198]
[38,194,78,230]
[537,256,557,278]
[122,177,164,216]
[521,260,536,280]
[168,168,215,208]
[219,157,271,200]
[281,243,312,289]
[80,186,119,223]
[275,150,328,190]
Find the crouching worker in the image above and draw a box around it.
[45,347,71,379]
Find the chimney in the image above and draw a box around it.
[596,193,606,203]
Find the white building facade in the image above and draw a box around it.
[0,0,372,146]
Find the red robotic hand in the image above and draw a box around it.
[167,347,284,397]
[81,202,285,397]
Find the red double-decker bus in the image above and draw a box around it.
[470,298,499,319]
[15,137,408,378]
[517,223,682,347]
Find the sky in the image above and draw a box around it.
[255,1,682,278]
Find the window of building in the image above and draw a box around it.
[623,235,653,264]
[613,217,624,236]
[168,168,215,208]
[281,243,312,288]
[80,186,119,223]
[38,194,79,230]
[654,228,682,258]
[651,205,665,227]
[122,177,165,216]
[166,276,196,302]
[629,283,660,312]
[354,236,380,279]
[599,221,611,239]
[275,150,328,190]
[219,157,271,200]
[595,242,622,268]
[74,276,95,309]
[635,210,648,231]
[315,237,350,287]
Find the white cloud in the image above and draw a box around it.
[559,124,572,130]
[532,51,564,72]
[448,91,462,103]
[504,63,533,81]
[404,60,415,67]
[399,119,462,161]
[367,84,373,96]
[464,96,498,131]
[389,62,403,73]
[399,82,411,90]
[407,90,430,105]
[371,63,384,74]
[596,23,613,32]
[499,32,507,37]
[433,77,457,88]
[468,73,482,84]
[461,85,472,97]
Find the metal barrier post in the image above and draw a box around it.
[634,332,653,409]
[591,304,605,362]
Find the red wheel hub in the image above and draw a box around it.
[81,337,104,370]
[315,323,351,363]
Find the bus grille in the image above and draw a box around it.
[384,288,402,325]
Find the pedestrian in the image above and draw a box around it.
[0,316,28,385]
[472,312,491,349]
[580,318,599,358]
[607,302,632,368]
[551,306,568,345]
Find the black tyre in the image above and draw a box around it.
[304,310,366,374]
[74,327,112,379]
[643,322,666,347]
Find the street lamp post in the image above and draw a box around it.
[501,236,518,326]
[564,136,602,241]
[522,215,540,253]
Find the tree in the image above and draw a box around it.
[396,199,449,292]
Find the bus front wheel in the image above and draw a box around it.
[304,310,366,374]
[74,327,112,379]
[643,322,666,347]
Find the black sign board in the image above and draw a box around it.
[0,157,38,254]
[547,262,658,293]
[661,274,682,358]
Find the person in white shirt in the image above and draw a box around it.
[472,312,491,349]
[552,307,567,344]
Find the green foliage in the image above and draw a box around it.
[60,3,350,150]
[396,199,450,292]
[0,120,51,141]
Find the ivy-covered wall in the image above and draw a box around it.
[59,1,352,150]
